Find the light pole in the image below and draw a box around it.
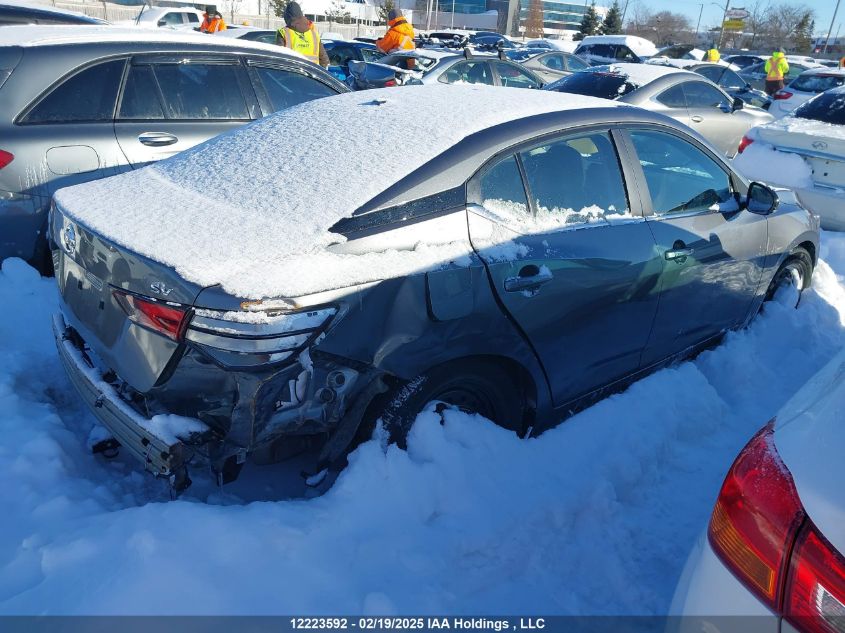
[716,0,729,49]
[823,0,842,54]
[694,3,703,44]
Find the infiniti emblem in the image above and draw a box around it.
[150,281,173,296]
[62,224,76,256]
[812,140,828,150]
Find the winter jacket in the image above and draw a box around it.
[376,16,415,54]
[765,52,789,80]
[200,13,227,32]
[276,17,330,67]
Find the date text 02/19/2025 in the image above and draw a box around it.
[289,618,547,630]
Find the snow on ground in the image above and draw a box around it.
[3,234,845,615]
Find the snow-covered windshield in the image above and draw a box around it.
[794,91,845,125]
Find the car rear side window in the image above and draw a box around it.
[130,63,250,120]
[253,66,337,113]
[479,154,528,216]
[540,54,564,70]
[23,59,124,123]
[493,61,539,89]
[520,131,629,224]
[629,129,733,215]
[656,84,686,108]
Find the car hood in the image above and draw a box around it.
[53,85,616,300]
[774,347,845,556]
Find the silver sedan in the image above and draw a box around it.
[519,51,592,84]
[543,63,773,156]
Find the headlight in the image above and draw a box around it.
[185,307,336,369]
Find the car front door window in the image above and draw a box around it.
[252,65,338,113]
[152,63,250,119]
[629,129,734,214]
[441,61,493,85]
[564,54,589,71]
[493,61,539,88]
[540,54,564,71]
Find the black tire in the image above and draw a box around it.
[375,360,526,448]
[764,247,813,308]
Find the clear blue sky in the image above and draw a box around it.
[632,0,840,39]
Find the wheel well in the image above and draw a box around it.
[419,354,539,434]
[796,241,816,266]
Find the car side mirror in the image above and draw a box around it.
[733,97,744,110]
[745,181,779,215]
[157,19,166,26]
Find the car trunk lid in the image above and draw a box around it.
[755,124,845,189]
[52,202,204,392]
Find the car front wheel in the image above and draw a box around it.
[764,247,813,308]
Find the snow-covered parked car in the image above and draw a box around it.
[735,86,845,230]
[671,345,845,630]
[573,34,658,65]
[119,6,204,29]
[543,63,773,156]
[50,85,818,491]
[522,38,577,53]
[769,67,845,119]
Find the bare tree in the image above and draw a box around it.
[625,7,690,45]
[524,0,545,38]
[326,0,351,28]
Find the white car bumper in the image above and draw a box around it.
[791,184,845,231]
[669,532,779,633]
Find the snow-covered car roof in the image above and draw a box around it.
[576,34,658,57]
[54,85,622,299]
[0,24,306,59]
[590,62,691,87]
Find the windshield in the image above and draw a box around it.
[793,91,845,125]
[790,74,845,94]
[543,71,636,100]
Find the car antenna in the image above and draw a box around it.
[135,0,148,25]
[497,39,506,60]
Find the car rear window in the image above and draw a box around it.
[793,91,845,125]
[22,59,124,123]
[790,74,845,93]
[544,71,635,100]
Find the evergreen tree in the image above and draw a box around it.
[791,11,813,54]
[377,0,396,23]
[269,0,288,18]
[575,2,600,41]
[600,0,622,35]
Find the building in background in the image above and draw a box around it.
[505,0,607,39]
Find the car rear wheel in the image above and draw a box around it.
[374,360,526,448]
[764,247,813,308]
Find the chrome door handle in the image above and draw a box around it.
[138,132,179,147]
[665,247,694,261]
[504,266,554,293]
[690,115,704,123]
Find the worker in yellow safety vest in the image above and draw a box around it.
[764,48,790,95]
[275,1,329,67]
[703,47,720,62]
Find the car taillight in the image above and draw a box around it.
[738,135,754,154]
[708,422,805,610]
[774,91,793,100]
[113,290,188,341]
[785,521,845,633]
[0,150,13,170]
[384,79,397,87]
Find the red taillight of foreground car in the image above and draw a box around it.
[774,91,794,100]
[785,521,845,633]
[384,79,397,87]
[708,422,805,610]
[113,290,189,341]
[738,135,754,154]
[0,149,13,170]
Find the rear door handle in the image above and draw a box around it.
[138,132,179,147]
[690,115,704,123]
[504,265,554,293]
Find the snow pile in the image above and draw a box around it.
[54,85,617,300]
[732,142,814,189]
[759,112,845,141]
[3,235,845,614]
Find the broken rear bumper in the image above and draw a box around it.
[52,312,194,481]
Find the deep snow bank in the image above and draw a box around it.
[2,234,845,615]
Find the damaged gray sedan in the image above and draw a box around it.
[50,85,819,491]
